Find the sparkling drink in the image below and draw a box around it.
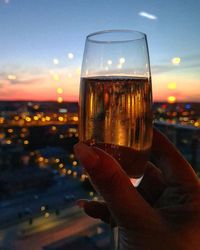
[79,76,153,178]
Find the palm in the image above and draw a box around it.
[74,129,200,250]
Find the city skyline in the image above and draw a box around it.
[0,0,200,102]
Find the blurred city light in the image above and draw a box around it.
[55,158,60,163]
[59,108,67,113]
[167,96,176,103]
[44,212,50,218]
[14,116,19,121]
[80,174,87,182]
[69,154,74,159]
[62,169,67,174]
[38,156,44,162]
[45,116,51,121]
[59,135,64,139]
[73,172,77,177]
[185,104,191,109]
[41,206,46,211]
[58,116,64,122]
[6,139,12,145]
[72,116,78,122]
[0,117,5,123]
[67,169,72,175]
[57,97,63,103]
[25,117,31,122]
[51,126,57,131]
[33,104,39,110]
[72,161,77,167]
[24,140,29,145]
[59,163,64,168]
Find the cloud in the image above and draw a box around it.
[0,64,48,86]
[180,54,200,62]
[8,76,45,85]
[139,11,157,20]
[152,60,200,75]
[0,74,46,86]
[151,65,173,74]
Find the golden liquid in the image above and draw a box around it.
[79,76,153,178]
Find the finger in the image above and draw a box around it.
[74,143,159,227]
[137,162,166,206]
[152,128,199,186]
[76,199,113,224]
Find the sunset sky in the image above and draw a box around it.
[0,0,200,102]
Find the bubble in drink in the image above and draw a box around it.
[79,76,153,178]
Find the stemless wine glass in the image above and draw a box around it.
[79,30,153,249]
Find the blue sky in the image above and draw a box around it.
[0,0,200,101]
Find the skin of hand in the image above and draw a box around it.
[74,129,200,250]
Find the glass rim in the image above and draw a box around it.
[86,29,146,43]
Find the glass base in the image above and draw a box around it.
[111,226,119,250]
[110,176,144,250]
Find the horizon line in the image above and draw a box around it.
[0,100,199,104]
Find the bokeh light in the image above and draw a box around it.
[44,212,50,218]
[119,57,125,64]
[76,68,81,75]
[167,82,177,90]
[52,73,60,81]
[172,57,181,65]
[167,96,176,103]
[117,64,122,69]
[107,60,112,65]
[53,58,59,65]
[68,53,74,59]
[57,97,63,103]
[7,75,16,80]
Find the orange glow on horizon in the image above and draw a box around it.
[0,69,199,103]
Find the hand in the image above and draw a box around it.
[74,129,200,250]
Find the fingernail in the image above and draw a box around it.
[76,199,88,208]
[74,142,100,170]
